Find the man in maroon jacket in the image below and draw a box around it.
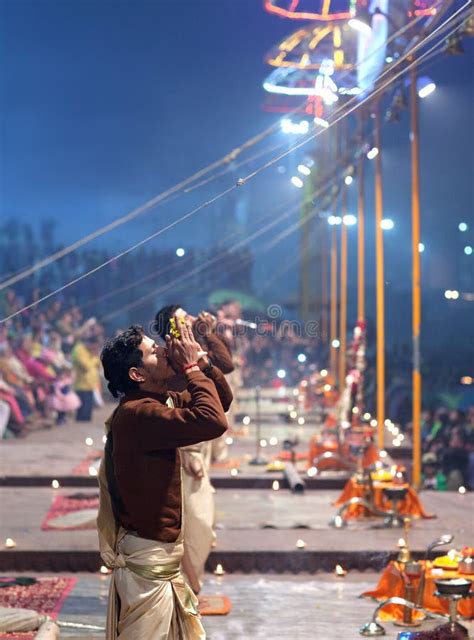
[97,322,231,639]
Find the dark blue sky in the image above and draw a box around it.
[1,0,473,309]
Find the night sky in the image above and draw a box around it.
[1,0,473,319]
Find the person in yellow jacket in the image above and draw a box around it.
[72,337,101,422]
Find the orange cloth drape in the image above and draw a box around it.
[334,478,435,519]
[361,561,474,620]
[308,439,378,471]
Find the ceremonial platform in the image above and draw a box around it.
[0,404,471,572]
[1,399,472,639]
[4,572,473,639]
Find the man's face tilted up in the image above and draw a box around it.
[128,335,175,393]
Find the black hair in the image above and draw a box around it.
[100,325,145,398]
[153,304,181,340]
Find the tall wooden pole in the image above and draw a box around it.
[410,63,422,487]
[339,179,348,389]
[329,127,339,381]
[330,225,338,378]
[322,235,328,344]
[374,109,385,449]
[321,134,330,345]
[357,115,366,323]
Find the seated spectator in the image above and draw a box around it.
[442,428,469,491]
[421,452,447,491]
[49,368,81,425]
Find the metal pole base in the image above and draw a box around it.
[381,514,405,528]
[359,621,386,636]
[393,620,422,628]
[249,457,268,466]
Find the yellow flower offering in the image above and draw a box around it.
[432,554,460,570]
[266,460,285,472]
[371,470,394,482]
[169,317,185,339]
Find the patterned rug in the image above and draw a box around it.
[0,577,76,639]
[198,594,232,616]
[41,494,99,531]
[72,450,102,476]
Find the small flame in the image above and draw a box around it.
[272,480,280,491]
[296,539,307,549]
[335,564,347,576]
[100,565,111,574]
[5,538,16,548]
[214,563,225,576]
[51,479,60,489]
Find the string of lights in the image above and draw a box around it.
[97,159,360,321]
[78,190,303,311]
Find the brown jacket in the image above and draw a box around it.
[106,367,231,543]
[203,334,234,374]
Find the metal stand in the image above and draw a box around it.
[329,496,389,528]
[433,591,473,638]
[378,487,408,528]
[359,596,446,637]
[249,386,267,465]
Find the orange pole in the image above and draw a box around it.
[374,109,385,449]
[339,182,348,388]
[330,126,339,381]
[357,116,366,323]
[322,234,328,344]
[330,224,338,379]
[410,63,422,487]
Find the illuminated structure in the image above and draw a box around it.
[264,23,360,105]
[264,0,355,22]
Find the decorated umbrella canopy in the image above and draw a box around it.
[208,289,265,312]
[263,21,360,116]
[264,0,355,21]
[263,0,438,106]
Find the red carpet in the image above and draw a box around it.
[41,494,99,531]
[198,594,232,615]
[0,577,76,639]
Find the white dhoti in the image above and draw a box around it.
[180,443,215,593]
[108,530,205,640]
[98,411,206,640]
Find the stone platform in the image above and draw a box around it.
[0,401,408,490]
[2,572,473,639]
[1,486,471,573]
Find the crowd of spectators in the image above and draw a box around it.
[0,289,104,438]
[420,408,474,491]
